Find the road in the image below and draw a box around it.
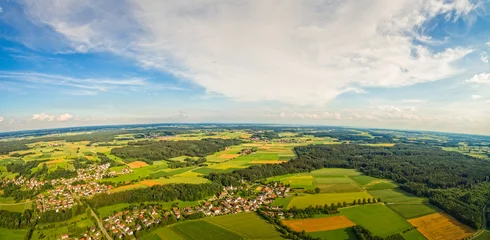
[471,204,488,240]
[88,206,113,240]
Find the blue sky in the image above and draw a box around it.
[1,0,490,134]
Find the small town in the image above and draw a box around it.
[100,183,290,239]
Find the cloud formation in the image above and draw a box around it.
[0,117,4,123]
[32,113,74,121]
[20,0,476,105]
[482,52,489,63]
[471,95,482,100]
[466,73,490,84]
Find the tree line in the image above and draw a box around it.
[111,138,241,164]
[87,183,221,208]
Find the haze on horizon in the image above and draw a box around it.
[1,0,490,134]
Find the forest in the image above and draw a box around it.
[87,183,221,208]
[111,138,241,163]
[207,144,490,229]
[0,209,34,229]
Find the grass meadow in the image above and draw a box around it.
[340,204,412,237]
[0,228,27,240]
[169,220,244,240]
[308,227,357,240]
[205,212,284,240]
[287,192,373,209]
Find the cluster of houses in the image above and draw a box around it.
[36,188,76,212]
[102,206,163,239]
[60,226,103,240]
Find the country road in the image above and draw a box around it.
[89,206,113,240]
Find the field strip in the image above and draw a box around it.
[199,219,249,239]
[346,175,366,191]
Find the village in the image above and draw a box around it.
[101,183,290,239]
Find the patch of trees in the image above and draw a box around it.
[111,138,241,163]
[6,160,43,177]
[45,167,77,180]
[352,225,384,240]
[9,152,35,158]
[169,157,207,168]
[0,209,34,229]
[207,144,490,229]
[251,131,280,140]
[87,183,221,208]
[312,130,393,143]
[38,205,86,224]
[1,182,53,201]
[96,152,117,166]
[256,209,321,240]
[73,157,91,169]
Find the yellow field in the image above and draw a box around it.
[283,216,355,232]
[126,161,149,168]
[46,159,65,164]
[109,184,147,193]
[219,154,240,159]
[408,213,474,240]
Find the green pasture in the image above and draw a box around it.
[308,227,357,240]
[401,229,427,240]
[388,204,438,219]
[97,203,131,217]
[271,197,294,208]
[0,201,32,212]
[309,168,361,177]
[32,214,95,240]
[205,212,284,240]
[170,220,244,240]
[368,189,427,204]
[287,192,373,209]
[340,204,412,238]
[143,227,184,240]
[0,228,26,240]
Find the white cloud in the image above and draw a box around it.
[471,95,482,100]
[279,112,341,120]
[32,113,74,121]
[56,113,73,121]
[20,0,476,105]
[466,73,490,84]
[487,42,490,46]
[401,99,424,103]
[482,52,489,63]
[0,117,4,123]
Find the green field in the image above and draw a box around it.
[97,203,131,217]
[170,220,244,240]
[349,175,398,191]
[0,201,32,212]
[368,189,427,204]
[142,227,185,240]
[401,229,427,240]
[271,197,294,208]
[388,204,438,219]
[0,228,27,240]
[308,227,357,240]
[340,204,412,237]
[31,214,95,240]
[205,213,284,240]
[309,168,361,177]
[287,192,373,209]
[473,230,490,240]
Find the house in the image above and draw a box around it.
[61,234,69,239]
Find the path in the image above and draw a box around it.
[470,204,488,240]
[88,206,113,240]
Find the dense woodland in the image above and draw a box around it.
[87,183,221,208]
[111,138,241,163]
[0,209,34,229]
[208,144,490,229]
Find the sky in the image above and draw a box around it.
[1,0,490,134]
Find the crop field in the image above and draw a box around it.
[349,175,398,191]
[368,188,437,219]
[287,192,372,209]
[408,213,474,240]
[268,169,365,193]
[248,160,286,164]
[169,220,244,240]
[401,229,428,240]
[126,160,149,168]
[97,203,131,217]
[308,227,357,240]
[283,215,355,232]
[205,212,284,239]
[140,176,209,186]
[142,227,184,240]
[31,214,96,240]
[271,197,294,208]
[0,228,27,240]
[0,201,32,212]
[109,183,147,193]
[388,203,438,219]
[473,230,490,240]
[340,204,412,237]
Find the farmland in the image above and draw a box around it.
[205,212,284,239]
[0,228,27,240]
[408,213,475,240]
[287,192,373,209]
[368,189,437,219]
[282,215,355,232]
[340,204,413,237]
[169,220,244,240]
[307,227,357,240]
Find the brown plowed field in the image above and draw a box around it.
[408,213,474,240]
[283,215,355,232]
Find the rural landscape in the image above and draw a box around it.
[2,0,490,240]
[0,124,489,240]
